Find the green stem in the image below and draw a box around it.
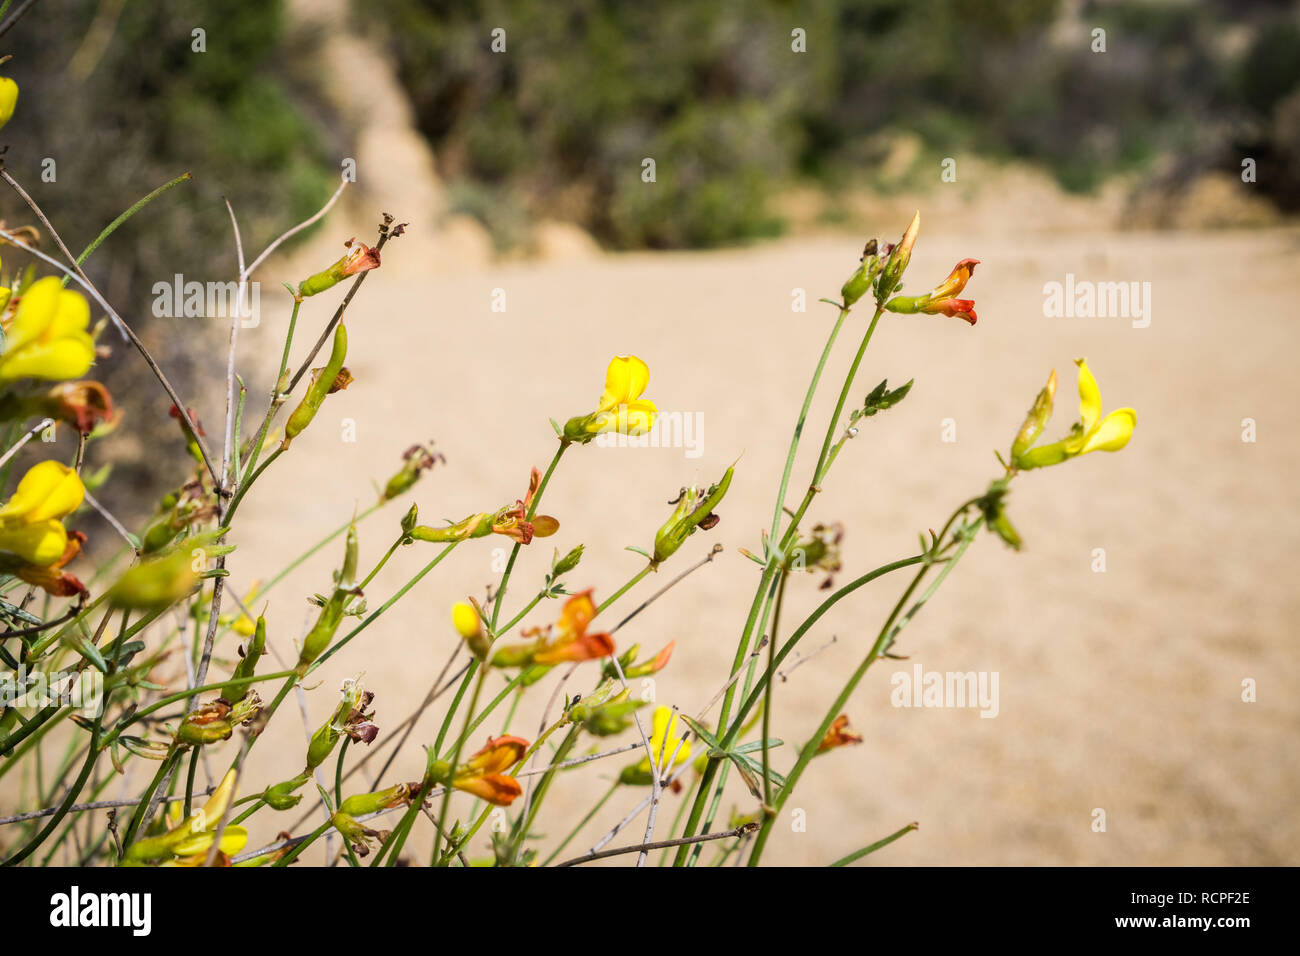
[747,518,983,865]
[676,303,886,864]
[760,570,789,809]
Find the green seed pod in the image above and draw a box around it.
[284,323,348,446]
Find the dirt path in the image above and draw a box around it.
[230,224,1300,865]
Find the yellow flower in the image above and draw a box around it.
[125,770,249,865]
[0,76,16,130]
[0,460,84,566]
[0,277,95,382]
[1014,359,1136,470]
[563,355,657,442]
[621,706,691,784]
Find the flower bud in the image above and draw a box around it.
[1010,369,1057,465]
[878,211,920,301]
[452,600,491,659]
[551,543,584,577]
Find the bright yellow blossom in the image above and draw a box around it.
[621,705,691,784]
[563,355,657,442]
[124,770,249,866]
[0,277,96,382]
[0,460,85,566]
[0,76,16,130]
[1013,359,1136,470]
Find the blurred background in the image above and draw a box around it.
[1,0,1297,864]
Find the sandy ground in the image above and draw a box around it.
[194,218,1300,867]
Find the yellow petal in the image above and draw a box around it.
[0,461,84,524]
[172,825,249,858]
[597,355,650,411]
[0,334,96,382]
[4,276,61,353]
[647,705,691,769]
[0,519,68,566]
[1075,358,1101,434]
[197,769,238,831]
[49,288,91,337]
[1081,408,1136,454]
[623,399,657,436]
[452,601,481,639]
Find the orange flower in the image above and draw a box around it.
[491,590,615,668]
[491,467,559,545]
[44,381,116,435]
[816,714,864,754]
[885,257,980,326]
[452,735,528,805]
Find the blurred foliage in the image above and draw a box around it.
[363,0,1300,246]
[1,0,335,501]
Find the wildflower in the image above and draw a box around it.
[123,770,247,865]
[652,465,733,567]
[283,323,350,448]
[452,600,491,659]
[885,258,980,325]
[427,735,528,806]
[490,590,614,668]
[298,239,381,298]
[0,75,17,130]
[0,277,95,382]
[490,467,560,544]
[0,460,85,566]
[381,443,444,501]
[620,706,692,785]
[1012,359,1136,470]
[562,355,658,442]
[816,715,864,754]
